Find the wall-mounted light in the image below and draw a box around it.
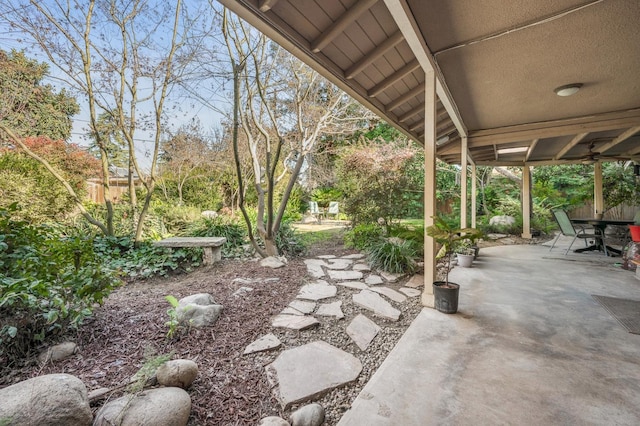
[497,147,528,155]
[554,83,583,97]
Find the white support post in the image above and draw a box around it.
[422,69,437,308]
[594,162,604,218]
[522,165,532,238]
[471,164,477,228]
[460,136,468,228]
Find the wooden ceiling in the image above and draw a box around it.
[218,0,640,165]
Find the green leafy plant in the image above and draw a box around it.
[128,348,174,392]
[344,223,384,251]
[366,238,417,274]
[164,295,181,339]
[187,215,247,258]
[426,216,484,285]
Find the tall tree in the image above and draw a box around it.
[222,10,372,256]
[1,0,215,240]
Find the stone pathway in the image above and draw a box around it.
[244,252,422,410]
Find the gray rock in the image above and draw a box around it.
[380,271,403,283]
[334,281,368,290]
[297,284,337,301]
[93,387,190,426]
[364,274,384,285]
[327,270,363,281]
[399,287,422,297]
[316,301,344,319]
[266,341,362,409]
[0,373,92,426]
[259,416,290,426]
[38,341,78,364]
[244,334,282,355]
[281,307,306,315]
[290,403,325,426]
[369,286,407,303]
[177,293,223,328]
[232,286,253,298]
[304,259,328,266]
[325,258,353,270]
[201,210,218,218]
[346,314,381,350]
[352,290,401,321]
[405,274,425,288]
[156,359,198,389]
[317,255,336,259]
[352,263,371,272]
[305,263,325,278]
[489,215,515,226]
[271,314,320,330]
[341,253,365,259]
[261,256,287,269]
[288,300,316,314]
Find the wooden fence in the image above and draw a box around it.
[568,202,638,220]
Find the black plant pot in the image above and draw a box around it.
[433,281,460,314]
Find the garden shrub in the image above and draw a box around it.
[275,220,306,257]
[0,204,120,364]
[187,215,247,258]
[344,223,384,251]
[366,238,417,274]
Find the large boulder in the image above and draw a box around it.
[177,293,223,327]
[156,359,199,389]
[93,387,191,426]
[38,341,78,364]
[0,373,92,426]
[489,215,516,227]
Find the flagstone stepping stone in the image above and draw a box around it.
[380,271,403,282]
[317,255,336,259]
[346,314,381,350]
[364,274,384,285]
[352,290,401,321]
[297,284,337,301]
[334,281,368,290]
[342,253,365,259]
[289,300,316,314]
[327,270,363,281]
[272,315,320,330]
[352,263,371,272]
[244,334,282,355]
[304,262,326,278]
[369,286,407,303]
[405,274,424,288]
[305,259,328,266]
[281,307,305,316]
[399,287,421,298]
[325,259,353,270]
[311,279,330,286]
[265,341,362,409]
[316,301,344,319]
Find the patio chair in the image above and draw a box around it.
[549,209,606,255]
[327,201,339,220]
[309,201,322,223]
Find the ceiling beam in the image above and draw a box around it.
[383,0,468,137]
[258,0,280,12]
[311,0,378,53]
[387,82,425,111]
[525,139,539,162]
[598,126,640,153]
[554,133,589,160]
[368,59,420,96]
[452,108,640,151]
[346,31,404,79]
[398,103,425,122]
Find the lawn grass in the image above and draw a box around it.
[399,218,424,228]
[297,227,344,246]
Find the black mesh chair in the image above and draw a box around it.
[549,209,607,255]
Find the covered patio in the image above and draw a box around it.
[218,0,640,307]
[339,240,640,425]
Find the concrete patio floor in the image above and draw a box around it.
[338,237,640,425]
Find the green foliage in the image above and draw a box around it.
[274,221,306,257]
[164,295,181,339]
[366,238,417,274]
[344,223,385,251]
[93,235,201,279]
[336,140,422,225]
[0,204,119,363]
[311,187,343,208]
[187,215,248,258]
[387,224,424,257]
[129,348,174,392]
[0,49,79,141]
[157,204,202,235]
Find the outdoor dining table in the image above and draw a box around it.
[570,218,634,256]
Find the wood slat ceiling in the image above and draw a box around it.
[219,0,640,165]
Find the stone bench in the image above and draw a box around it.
[153,237,226,266]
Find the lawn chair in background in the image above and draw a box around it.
[309,201,322,223]
[549,209,606,255]
[327,201,339,220]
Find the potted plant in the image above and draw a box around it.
[426,216,484,314]
[454,238,476,268]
